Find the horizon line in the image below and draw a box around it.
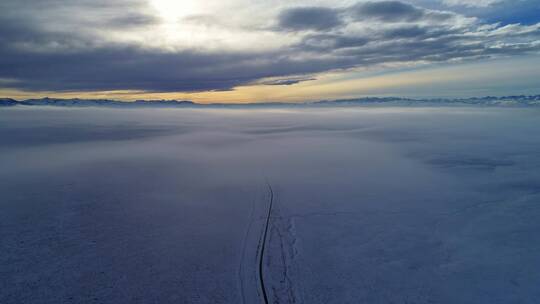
[3,94,540,106]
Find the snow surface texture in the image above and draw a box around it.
[1,107,540,304]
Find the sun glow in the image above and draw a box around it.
[150,0,202,21]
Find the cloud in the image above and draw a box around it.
[349,1,455,23]
[382,26,429,38]
[299,34,370,51]
[257,76,317,86]
[278,7,342,31]
[0,0,539,93]
[102,13,160,29]
[442,0,502,7]
[351,1,425,22]
[0,42,357,92]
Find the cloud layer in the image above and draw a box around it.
[0,0,539,93]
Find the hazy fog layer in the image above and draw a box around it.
[1,107,540,303]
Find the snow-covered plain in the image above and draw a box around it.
[1,107,540,303]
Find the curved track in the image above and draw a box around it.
[258,183,274,304]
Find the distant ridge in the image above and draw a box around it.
[1,95,540,108]
[0,98,18,106]
[9,97,196,107]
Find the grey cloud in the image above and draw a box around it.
[351,1,454,23]
[0,39,359,92]
[0,0,540,93]
[101,13,160,29]
[0,0,156,31]
[259,77,316,86]
[383,26,428,38]
[351,1,424,22]
[300,34,370,51]
[278,7,342,31]
[0,46,255,92]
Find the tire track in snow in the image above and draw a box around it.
[259,182,274,304]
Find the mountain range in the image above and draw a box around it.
[1,95,540,108]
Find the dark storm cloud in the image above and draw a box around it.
[278,7,342,31]
[0,40,359,92]
[0,46,253,92]
[0,0,539,93]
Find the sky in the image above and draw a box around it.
[0,0,539,103]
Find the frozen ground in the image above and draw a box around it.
[1,106,540,303]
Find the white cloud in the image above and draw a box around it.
[1,0,540,93]
[442,0,502,7]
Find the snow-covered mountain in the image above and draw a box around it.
[0,98,18,106]
[9,97,196,108]
[312,95,540,106]
[1,95,540,108]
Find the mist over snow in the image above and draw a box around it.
[1,106,540,303]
